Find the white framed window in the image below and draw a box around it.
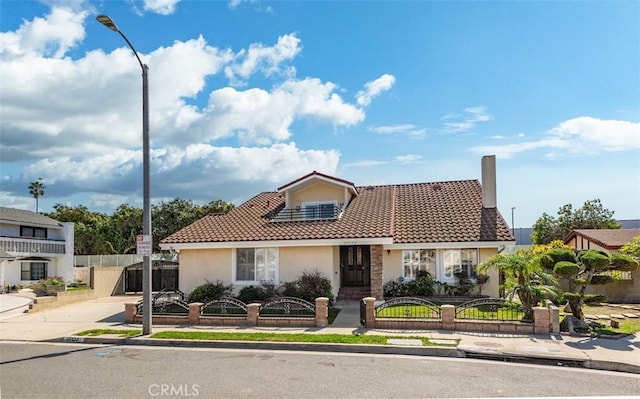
[302,201,337,220]
[402,249,436,280]
[443,249,478,280]
[234,248,278,283]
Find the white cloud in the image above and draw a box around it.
[144,0,181,15]
[442,106,491,133]
[356,74,396,106]
[345,160,386,168]
[369,124,426,138]
[224,33,301,84]
[470,117,640,158]
[0,7,87,59]
[395,154,422,164]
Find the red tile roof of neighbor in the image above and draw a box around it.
[162,179,514,245]
[565,229,640,250]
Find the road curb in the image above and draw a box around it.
[51,335,463,358]
[42,335,640,375]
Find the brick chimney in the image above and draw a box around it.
[481,155,496,209]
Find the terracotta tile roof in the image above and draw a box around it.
[565,229,640,250]
[162,179,514,245]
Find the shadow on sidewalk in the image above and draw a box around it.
[566,335,640,352]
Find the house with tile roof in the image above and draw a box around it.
[0,207,74,291]
[564,229,640,253]
[563,229,640,303]
[160,155,515,299]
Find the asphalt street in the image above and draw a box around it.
[1,342,639,399]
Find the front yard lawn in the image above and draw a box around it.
[76,329,141,338]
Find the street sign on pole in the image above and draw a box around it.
[136,234,152,256]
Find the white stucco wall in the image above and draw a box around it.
[178,248,233,295]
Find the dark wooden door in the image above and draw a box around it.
[340,245,370,287]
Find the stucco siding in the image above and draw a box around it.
[279,246,337,296]
[479,248,500,297]
[179,248,232,295]
[383,250,403,282]
[290,181,345,207]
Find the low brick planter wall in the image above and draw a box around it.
[125,297,330,328]
[362,298,559,334]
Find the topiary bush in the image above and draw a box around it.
[187,280,233,303]
[236,281,280,303]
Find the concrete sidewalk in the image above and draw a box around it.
[1,295,639,374]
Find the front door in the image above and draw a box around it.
[340,245,370,287]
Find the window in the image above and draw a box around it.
[20,226,47,238]
[402,249,436,280]
[21,262,47,280]
[302,201,337,220]
[443,249,478,279]
[235,248,277,282]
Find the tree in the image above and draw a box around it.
[479,250,557,320]
[28,178,45,213]
[531,199,619,244]
[620,236,640,260]
[541,248,639,320]
[46,204,111,254]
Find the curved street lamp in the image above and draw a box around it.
[97,15,152,335]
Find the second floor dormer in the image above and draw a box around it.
[270,171,358,222]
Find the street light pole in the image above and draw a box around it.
[511,207,516,237]
[97,15,152,335]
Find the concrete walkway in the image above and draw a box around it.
[1,296,639,374]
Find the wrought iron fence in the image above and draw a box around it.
[137,290,188,315]
[455,298,527,322]
[375,297,441,319]
[260,297,315,317]
[201,297,248,316]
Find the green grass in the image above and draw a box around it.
[590,319,640,336]
[76,329,141,338]
[455,307,526,321]
[66,286,92,291]
[150,331,457,346]
[376,305,440,318]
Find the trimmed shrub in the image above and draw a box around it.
[383,280,409,298]
[610,253,639,271]
[541,249,575,269]
[579,250,609,271]
[553,261,580,277]
[590,274,615,285]
[187,280,233,303]
[236,281,280,303]
[279,281,299,297]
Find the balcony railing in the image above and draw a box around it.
[270,204,340,222]
[0,236,66,255]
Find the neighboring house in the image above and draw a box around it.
[511,220,639,251]
[563,228,640,254]
[160,155,515,299]
[0,207,74,291]
[563,228,640,303]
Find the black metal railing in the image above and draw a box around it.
[260,297,315,317]
[455,298,527,322]
[270,204,340,222]
[375,297,441,319]
[201,297,248,316]
[137,290,188,315]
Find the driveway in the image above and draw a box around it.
[0,295,141,341]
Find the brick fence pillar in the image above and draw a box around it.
[315,297,329,327]
[124,303,137,324]
[370,245,384,299]
[533,306,550,334]
[441,305,455,330]
[189,302,202,325]
[247,303,260,326]
[363,297,376,328]
[548,304,560,334]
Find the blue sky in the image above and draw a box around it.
[1,0,638,228]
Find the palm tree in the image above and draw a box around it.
[479,249,558,320]
[28,178,45,213]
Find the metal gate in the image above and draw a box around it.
[124,261,178,293]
